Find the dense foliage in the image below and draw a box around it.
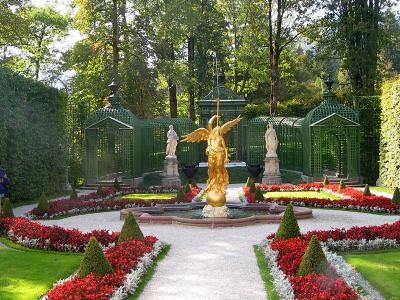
[0,68,67,201]
[380,77,400,188]
[274,203,301,240]
[118,212,144,243]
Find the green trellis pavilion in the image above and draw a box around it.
[83,80,361,185]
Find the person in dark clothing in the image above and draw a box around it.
[0,169,10,198]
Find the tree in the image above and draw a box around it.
[315,0,394,95]
[266,0,318,115]
[19,6,68,80]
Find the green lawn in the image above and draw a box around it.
[370,186,394,195]
[264,191,340,200]
[343,249,400,299]
[118,193,176,200]
[0,238,81,300]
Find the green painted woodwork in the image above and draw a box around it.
[246,89,360,179]
[198,83,248,161]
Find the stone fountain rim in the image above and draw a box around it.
[119,202,312,228]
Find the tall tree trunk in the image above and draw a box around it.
[268,0,282,115]
[168,42,177,118]
[188,34,195,120]
[111,0,120,79]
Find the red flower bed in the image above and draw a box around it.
[0,217,119,251]
[28,187,202,219]
[270,237,358,299]
[46,236,157,300]
[243,182,400,213]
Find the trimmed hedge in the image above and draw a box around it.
[79,237,113,278]
[380,78,400,188]
[274,203,301,240]
[118,212,144,243]
[0,68,67,201]
[297,235,329,276]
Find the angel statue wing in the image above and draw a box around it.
[182,128,210,143]
[220,115,242,135]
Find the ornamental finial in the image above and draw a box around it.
[325,73,334,92]
[108,79,118,96]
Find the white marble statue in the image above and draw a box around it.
[166,125,179,157]
[265,124,278,157]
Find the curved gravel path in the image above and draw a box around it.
[33,185,400,300]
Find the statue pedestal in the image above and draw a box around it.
[262,154,282,184]
[161,156,181,187]
[202,204,229,218]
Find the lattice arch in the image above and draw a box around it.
[246,89,361,181]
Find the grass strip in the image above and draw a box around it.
[254,245,280,300]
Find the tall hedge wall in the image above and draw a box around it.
[380,77,400,188]
[354,96,381,184]
[0,68,67,201]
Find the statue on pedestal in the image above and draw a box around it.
[265,124,278,157]
[183,114,241,216]
[262,124,282,184]
[162,125,181,187]
[166,125,179,157]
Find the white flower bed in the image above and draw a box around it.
[259,240,295,300]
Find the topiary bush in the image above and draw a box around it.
[363,184,371,196]
[70,189,78,200]
[176,188,186,202]
[184,183,191,193]
[274,203,301,240]
[392,187,400,204]
[323,175,329,185]
[337,180,346,191]
[0,198,14,217]
[37,193,49,212]
[96,186,107,197]
[113,178,120,191]
[254,188,264,203]
[118,212,144,243]
[78,236,113,278]
[297,235,330,276]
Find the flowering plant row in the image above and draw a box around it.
[243,183,400,214]
[28,186,202,219]
[261,238,359,300]
[45,237,163,300]
[0,217,119,252]
[260,221,400,299]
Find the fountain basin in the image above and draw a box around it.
[120,202,312,227]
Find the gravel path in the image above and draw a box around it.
[35,185,400,300]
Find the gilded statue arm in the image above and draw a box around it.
[221,137,229,163]
[207,115,219,131]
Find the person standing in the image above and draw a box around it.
[0,169,10,199]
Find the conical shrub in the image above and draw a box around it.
[176,188,186,201]
[113,178,120,191]
[118,212,144,243]
[79,237,113,278]
[0,198,14,217]
[297,235,330,276]
[184,183,191,193]
[323,175,329,185]
[254,188,264,203]
[274,203,301,240]
[392,187,400,204]
[37,193,49,212]
[70,189,78,200]
[96,186,106,197]
[246,177,254,188]
[337,179,346,191]
[363,184,371,196]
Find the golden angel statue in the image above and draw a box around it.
[182,114,242,207]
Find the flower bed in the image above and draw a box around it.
[260,221,400,299]
[45,237,163,300]
[0,217,119,251]
[27,186,202,219]
[243,183,400,214]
